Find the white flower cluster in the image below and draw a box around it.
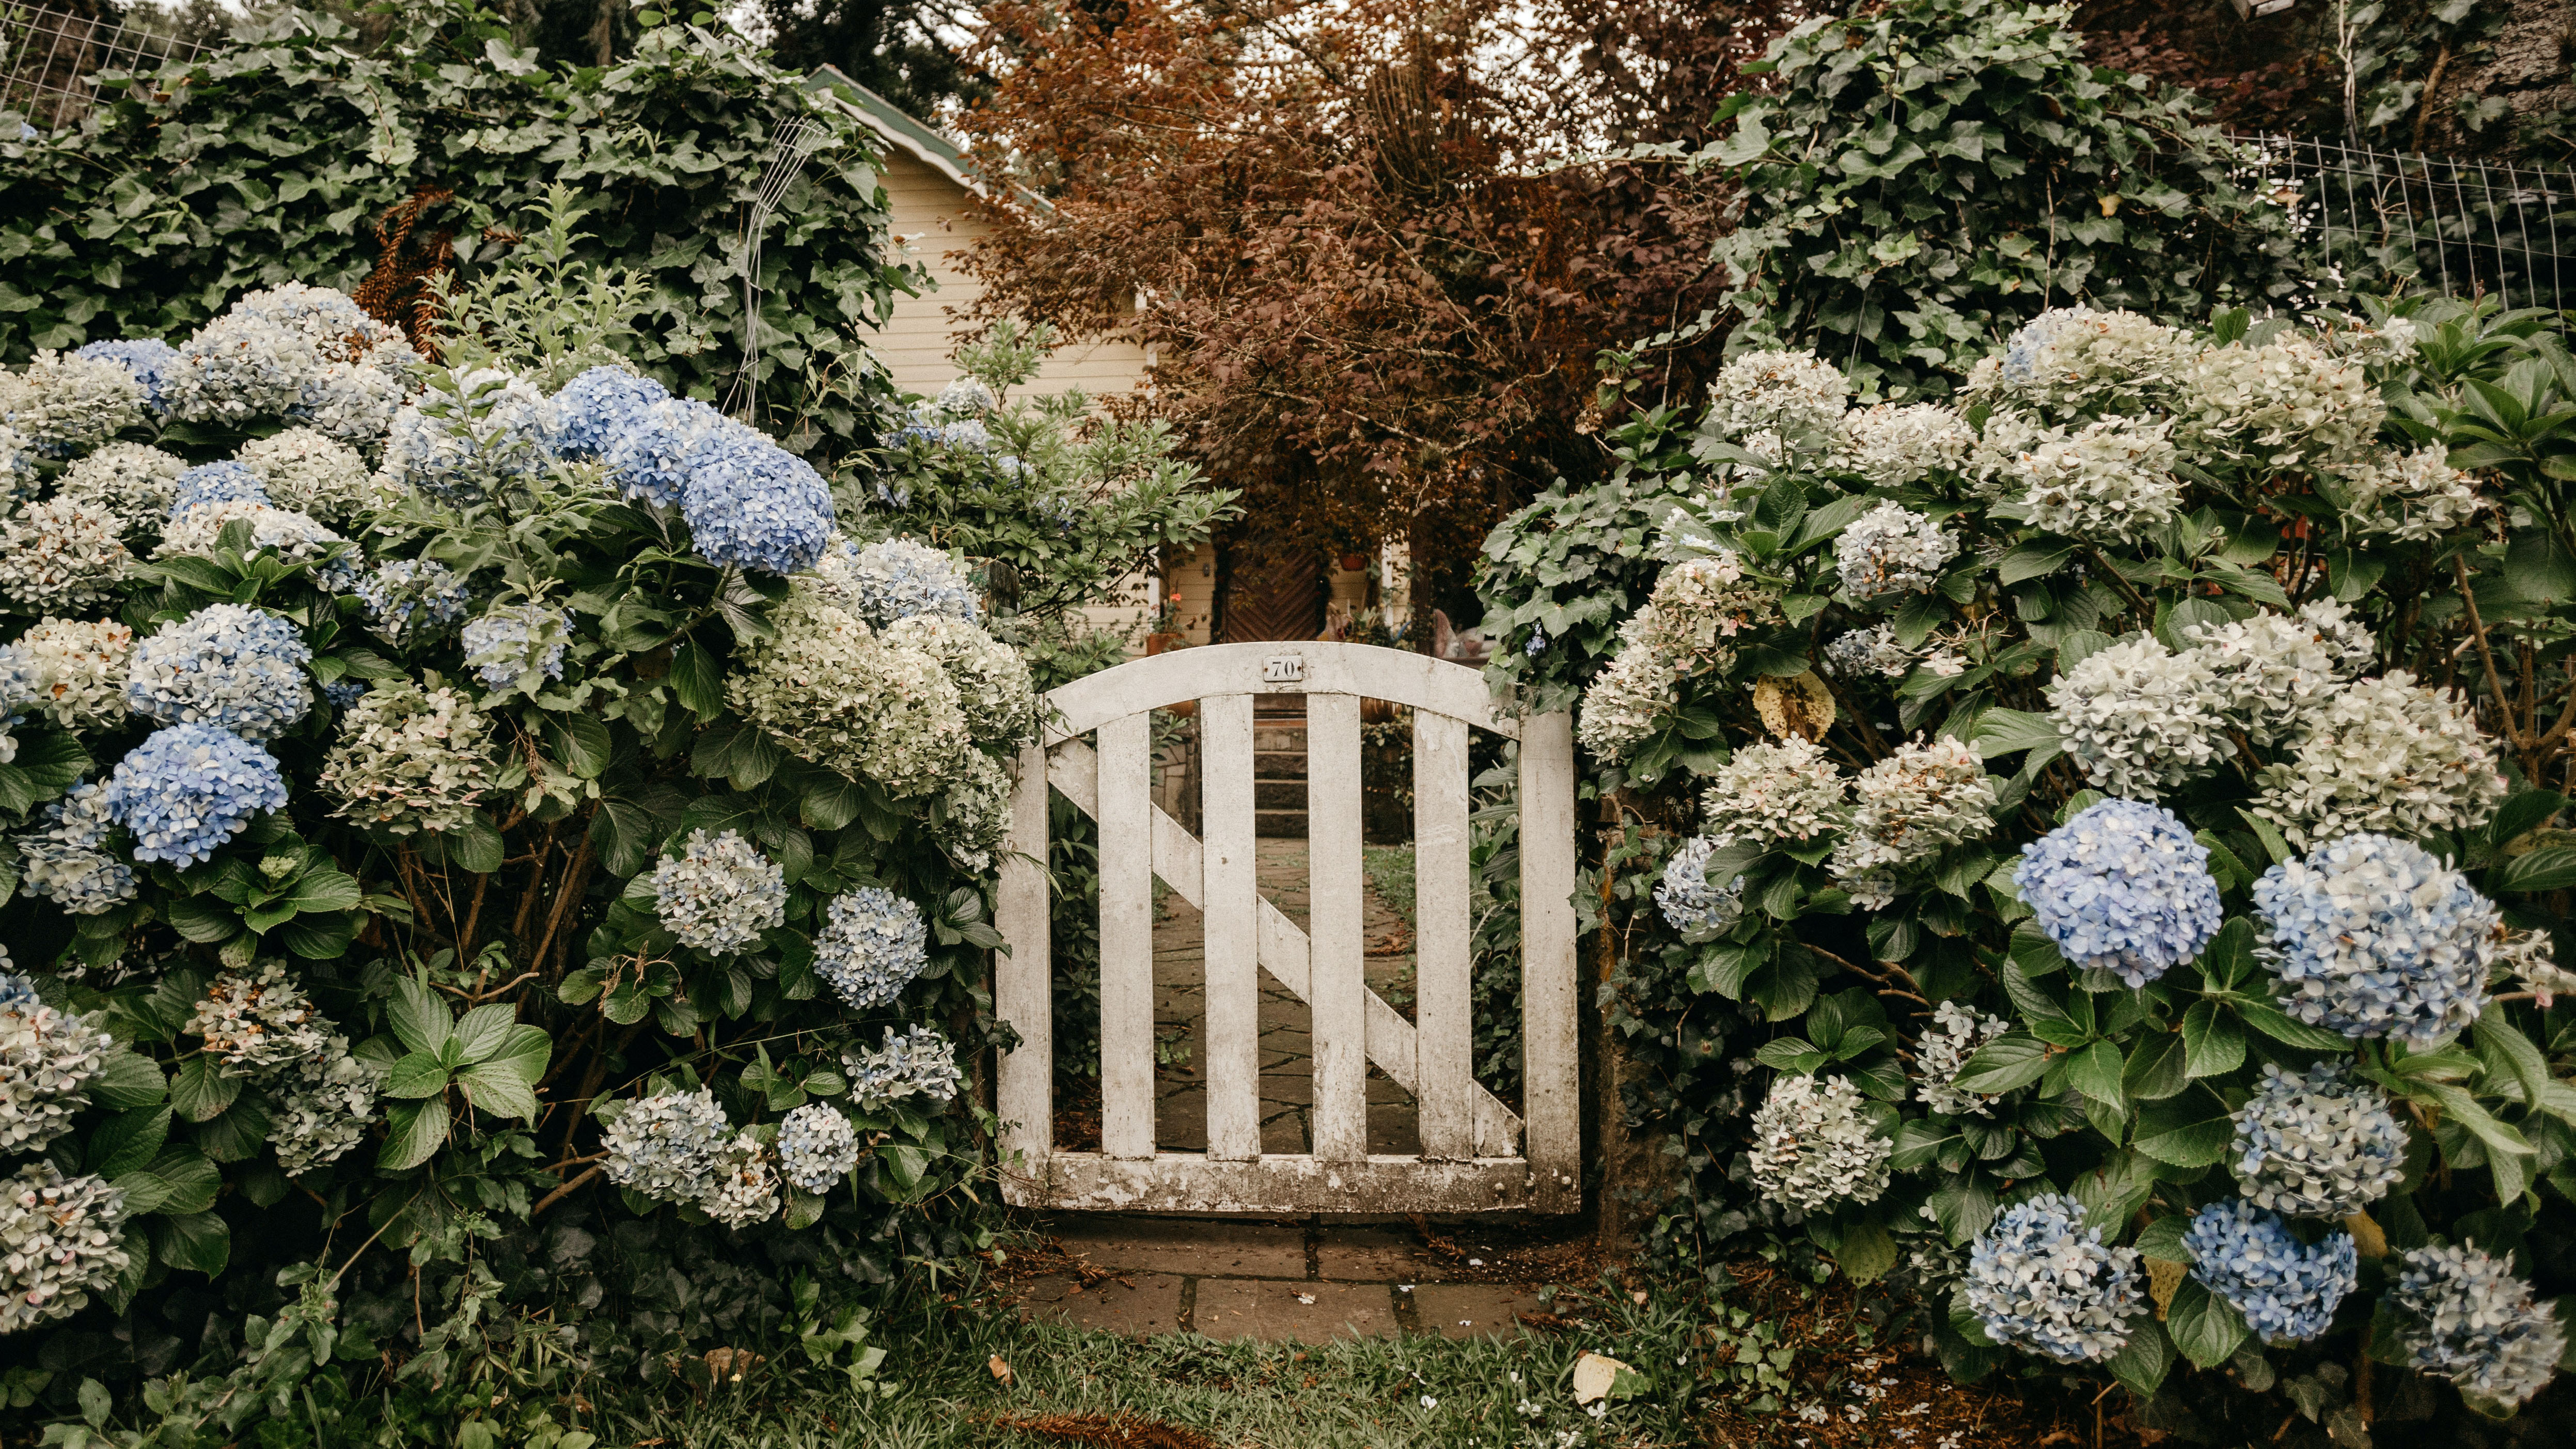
[1829,736,1996,907]
[1700,350,1851,444]
[2176,334,2382,466]
[2498,927,2576,1008]
[2009,419,2184,543]
[1963,1194,2144,1364]
[0,350,145,456]
[814,889,932,1012]
[776,1102,861,1193]
[2330,447,2485,542]
[1820,623,1918,681]
[651,829,788,955]
[1576,552,1779,762]
[1834,502,1956,601]
[56,442,185,521]
[890,614,1040,749]
[933,748,1013,874]
[845,1024,966,1112]
[0,975,115,1152]
[237,427,374,526]
[317,681,493,836]
[460,602,570,691]
[157,499,358,590]
[2228,1062,2406,1218]
[700,1131,783,1227]
[0,619,132,729]
[726,591,976,798]
[185,965,329,1077]
[1747,1075,1891,1211]
[1835,402,1975,485]
[1702,735,1847,846]
[600,1090,733,1202]
[1912,1002,2009,1117]
[2046,635,2232,799]
[15,783,136,914]
[0,497,131,611]
[1991,307,2198,414]
[2251,672,2507,849]
[162,284,421,445]
[2188,603,2376,746]
[2390,1243,2566,1409]
[269,1044,385,1177]
[0,1163,130,1334]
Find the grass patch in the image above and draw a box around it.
[1362,844,1416,932]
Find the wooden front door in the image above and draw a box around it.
[1218,544,1322,643]
[992,643,1580,1214]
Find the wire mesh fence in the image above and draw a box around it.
[1,1,207,129]
[2233,133,2576,314]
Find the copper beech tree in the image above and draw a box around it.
[951,0,1789,596]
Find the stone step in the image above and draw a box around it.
[1255,810,1307,838]
[1254,779,1308,811]
[1253,726,1307,754]
[1254,749,1309,779]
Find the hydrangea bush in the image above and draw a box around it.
[0,260,1230,1439]
[1474,294,2576,1421]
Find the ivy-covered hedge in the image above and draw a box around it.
[0,2,906,460]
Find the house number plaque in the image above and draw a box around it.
[1262,655,1306,683]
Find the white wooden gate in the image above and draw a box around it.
[993,642,1580,1214]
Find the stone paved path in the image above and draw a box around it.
[1013,1216,1548,1343]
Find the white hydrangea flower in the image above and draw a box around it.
[601,1090,731,1203]
[0,1164,130,1334]
[1748,1075,1891,1210]
[887,613,1040,750]
[270,1040,384,1177]
[2498,927,2576,1008]
[317,681,493,836]
[0,350,145,455]
[651,829,788,955]
[698,1130,781,1227]
[809,536,980,626]
[56,442,185,521]
[813,889,932,1012]
[726,592,972,798]
[124,603,312,741]
[1698,350,1850,445]
[185,965,329,1079]
[2328,446,2485,542]
[935,377,997,414]
[2178,333,2383,466]
[934,748,1013,874]
[0,497,131,611]
[1834,502,1957,601]
[2229,1062,2406,1218]
[237,427,374,526]
[157,500,359,590]
[2251,672,2507,849]
[0,979,115,1153]
[1577,553,1781,763]
[0,619,133,729]
[2011,419,2184,543]
[1964,1194,2145,1364]
[1702,735,1847,846]
[1913,1002,2009,1117]
[2295,596,2377,675]
[2046,635,2233,799]
[2186,606,2371,746]
[164,285,420,445]
[1834,402,1975,485]
[1820,623,1917,681]
[2391,1244,2566,1409]
[776,1103,861,1193]
[844,1023,966,1112]
[1829,736,1996,906]
[1987,306,2200,414]
[1965,408,2054,497]
[15,783,137,915]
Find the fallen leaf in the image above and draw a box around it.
[1573,1351,1633,1406]
[1295,1293,1316,1305]
[990,1354,1015,1387]
[1630,1290,1648,1306]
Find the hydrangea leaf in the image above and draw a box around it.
[150,1210,230,1279]
[1953,1032,2053,1095]
[2123,1031,2190,1102]
[2104,1315,2175,1395]
[2133,1086,2235,1168]
[457,1062,539,1121]
[2181,1000,2247,1078]
[379,1098,451,1171]
[86,1106,172,1180]
[2167,1277,2252,1369]
[2492,848,2576,895]
[387,974,454,1059]
[2066,1040,2127,1114]
[169,1057,240,1124]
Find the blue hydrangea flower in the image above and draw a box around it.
[168,461,270,517]
[1964,1193,2145,1364]
[843,1023,965,1112]
[356,558,471,647]
[679,416,835,576]
[600,395,726,509]
[1525,630,1547,658]
[940,418,992,451]
[599,1089,730,1203]
[0,972,36,1013]
[549,366,671,464]
[2390,1243,2568,1409]
[323,679,368,710]
[460,602,569,691]
[775,1102,860,1193]
[1656,835,1743,939]
[2013,799,2221,986]
[124,604,312,741]
[821,537,979,625]
[2230,1061,2406,1218]
[813,887,930,1012]
[74,339,182,417]
[2253,833,2496,1046]
[2181,1200,2358,1344]
[102,723,288,865]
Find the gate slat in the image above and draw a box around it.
[995,742,1054,1185]
[1519,711,1580,1190]
[1307,692,1367,1162]
[1097,713,1157,1160]
[1411,711,1472,1160]
[1200,694,1261,1160]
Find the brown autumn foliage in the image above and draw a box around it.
[950,1,1795,597]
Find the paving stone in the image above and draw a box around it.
[1193,1279,1396,1342]
[1042,1216,1310,1278]
[1314,1227,1429,1282]
[1016,1273,1186,1335]
[1409,1283,1548,1338]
